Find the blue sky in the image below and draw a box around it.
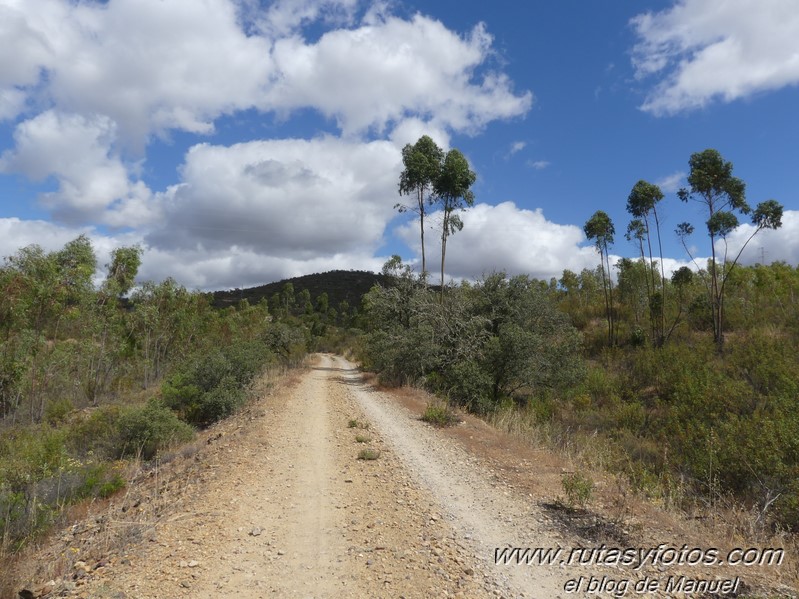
[1,0,797,289]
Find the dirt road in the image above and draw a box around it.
[14,354,796,598]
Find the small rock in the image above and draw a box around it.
[188,560,199,568]
[249,528,262,536]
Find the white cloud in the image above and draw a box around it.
[655,171,685,193]
[631,0,799,115]
[0,88,26,120]
[264,14,532,136]
[0,110,158,226]
[396,201,600,281]
[0,0,274,145]
[715,209,799,265]
[528,160,550,170]
[250,0,359,37]
[146,136,400,260]
[506,141,526,158]
[0,218,89,260]
[0,1,531,232]
[0,217,143,286]
[1,1,530,145]
[389,117,451,151]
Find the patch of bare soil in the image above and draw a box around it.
[10,354,798,599]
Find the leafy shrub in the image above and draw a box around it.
[115,400,194,460]
[44,398,74,425]
[77,463,126,499]
[161,341,272,427]
[224,341,272,386]
[193,375,245,427]
[421,399,459,427]
[67,405,123,459]
[0,426,68,490]
[161,373,204,423]
[562,472,594,508]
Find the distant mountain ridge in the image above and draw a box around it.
[210,270,388,310]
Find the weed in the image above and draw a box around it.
[421,399,459,427]
[348,418,369,430]
[357,448,380,460]
[562,471,594,508]
[355,434,371,443]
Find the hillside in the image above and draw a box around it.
[210,269,387,310]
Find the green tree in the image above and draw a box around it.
[396,135,445,284]
[281,282,295,315]
[627,180,667,345]
[677,149,784,350]
[433,148,476,301]
[105,246,142,297]
[584,211,616,346]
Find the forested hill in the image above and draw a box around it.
[210,269,387,310]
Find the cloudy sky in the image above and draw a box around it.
[1,0,797,289]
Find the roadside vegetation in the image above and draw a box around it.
[0,237,346,556]
[358,146,798,536]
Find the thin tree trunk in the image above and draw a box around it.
[440,219,447,304]
[419,186,426,285]
[605,246,616,346]
[643,216,659,343]
[598,250,612,346]
[653,207,667,346]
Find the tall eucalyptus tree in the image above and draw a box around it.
[433,148,476,301]
[396,135,444,284]
[584,210,616,346]
[676,149,783,351]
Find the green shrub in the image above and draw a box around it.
[562,471,594,508]
[161,373,204,423]
[44,398,74,425]
[194,375,245,426]
[357,448,380,460]
[446,358,494,412]
[421,399,459,427]
[0,426,68,490]
[224,341,272,386]
[115,400,194,460]
[77,463,126,499]
[67,405,123,460]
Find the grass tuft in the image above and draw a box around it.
[421,399,459,427]
[357,448,380,461]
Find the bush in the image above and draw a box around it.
[161,342,271,427]
[357,448,380,460]
[421,399,460,427]
[44,398,74,425]
[67,405,124,459]
[194,375,245,426]
[115,400,194,460]
[161,373,204,423]
[77,463,126,499]
[562,471,594,508]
